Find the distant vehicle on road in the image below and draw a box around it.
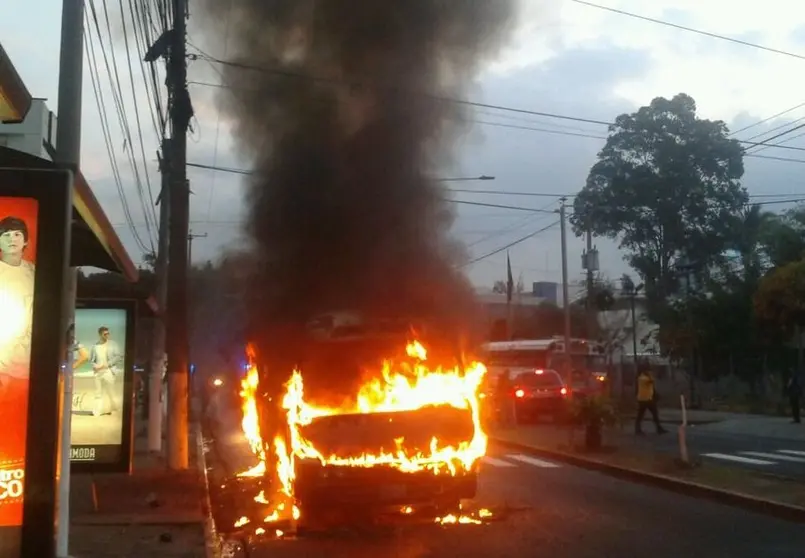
[481,337,606,390]
[511,369,568,423]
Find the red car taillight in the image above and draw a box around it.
[560,387,568,396]
[515,389,525,398]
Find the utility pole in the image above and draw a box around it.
[148,144,171,453]
[166,0,193,470]
[558,199,572,391]
[187,231,207,269]
[52,0,85,556]
[582,229,599,336]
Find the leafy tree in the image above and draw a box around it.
[761,206,805,267]
[754,259,805,337]
[141,251,157,271]
[722,204,774,286]
[570,93,747,314]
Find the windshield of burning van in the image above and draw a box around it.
[485,349,548,369]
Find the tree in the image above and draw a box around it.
[570,93,747,313]
[754,259,805,337]
[141,251,157,271]
[761,206,805,268]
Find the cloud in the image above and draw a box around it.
[3,0,805,284]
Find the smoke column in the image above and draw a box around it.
[197,1,516,369]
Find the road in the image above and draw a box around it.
[631,422,805,477]
[205,395,805,558]
[238,445,805,557]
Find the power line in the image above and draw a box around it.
[187,71,805,157]
[450,199,556,213]
[449,188,798,200]
[741,115,805,142]
[462,221,560,267]
[745,122,805,152]
[569,0,805,61]
[730,102,805,136]
[202,0,235,224]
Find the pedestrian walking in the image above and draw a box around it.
[635,362,667,435]
[787,374,801,424]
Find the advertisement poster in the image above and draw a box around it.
[0,197,37,549]
[70,307,129,465]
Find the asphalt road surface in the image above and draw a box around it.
[632,425,805,478]
[230,444,805,558]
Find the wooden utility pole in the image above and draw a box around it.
[166,0,192,470]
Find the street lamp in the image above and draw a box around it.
[433,175,496,182]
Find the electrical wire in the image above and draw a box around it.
[730,102,805,136]
[186,68,805,159]
[568,0,805,61]
[461,221,561,267]
[85,6,151,253]
[90,0,157,250]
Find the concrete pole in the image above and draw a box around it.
[148,145,171,453]
[54,0,86,555]
[559,198,572,390]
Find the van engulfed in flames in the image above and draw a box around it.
[237,340,491,530]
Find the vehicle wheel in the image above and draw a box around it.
[434,498,462,516]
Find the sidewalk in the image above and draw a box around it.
[624,407,744,425]
[68,417,208,558]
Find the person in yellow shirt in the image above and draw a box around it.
[635,362,667,435]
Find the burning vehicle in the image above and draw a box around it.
[238,314,488,530]
[193,0,517,536]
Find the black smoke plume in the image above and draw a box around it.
[197,1,516,379]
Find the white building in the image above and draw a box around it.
[0,98,57,159]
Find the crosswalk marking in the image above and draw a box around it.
[507,454,560,468]
[481,456,516,468]
[703,453,775,465]
[741,451,805,463]
[779,450,805,457]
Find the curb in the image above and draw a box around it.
[195,421,222,558]
[491,438,805,524]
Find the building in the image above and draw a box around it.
[531,281,558,304]
[0,43,30,123]
[0,39,137,276]
[0,99,57,158]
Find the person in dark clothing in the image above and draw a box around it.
[787,375,802,424]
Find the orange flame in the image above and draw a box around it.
[237,340,488,527]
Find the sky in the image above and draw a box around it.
[2,0,805,293]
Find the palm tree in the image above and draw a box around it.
[726,204,773,286]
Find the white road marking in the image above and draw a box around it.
[741,451,805,463]
[507,454,560,468]
[481,456,516,468]
[778,450,805,457]
[703,453,774,465]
